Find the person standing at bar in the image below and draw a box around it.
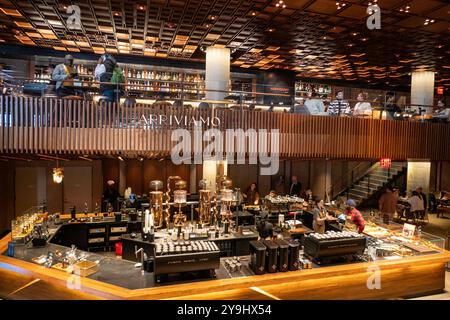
[289,176,302,196]
[94,54,118,103]
[328,90,350,116]
[52,54,78,97]
[379,185,398,224]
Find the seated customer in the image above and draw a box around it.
[408,190,425,220]
[52,54,78,97]
[433,100,450,122]
[353,92,372,117]
[304,91,327,115]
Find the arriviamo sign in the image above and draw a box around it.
[171,126,280,176]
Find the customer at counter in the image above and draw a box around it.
[243,182,260,205]
[289,176,302,196]
[312,197,331,234]
[345,199,365,233]
[328,90,350,116]
[52,54,78,97]
[378,184,399,224]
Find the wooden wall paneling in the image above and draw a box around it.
[143,159,165,194]
[102,159,120,189]
[126,159,143,195]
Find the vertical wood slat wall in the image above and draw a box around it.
[0,95,449,160]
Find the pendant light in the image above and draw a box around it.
[52,155,64,184]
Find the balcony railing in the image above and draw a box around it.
[1,95,450,160]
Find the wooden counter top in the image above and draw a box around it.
[1,232,449,300]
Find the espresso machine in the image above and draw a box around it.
[149,180,165,229]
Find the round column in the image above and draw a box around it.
[205,47,230,102]
[410,71,435,114]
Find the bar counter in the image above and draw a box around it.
[1,226,450,300]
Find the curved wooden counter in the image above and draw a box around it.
[1,233,449,300]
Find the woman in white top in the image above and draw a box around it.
[408,191,425,220]
[353,92,372,117]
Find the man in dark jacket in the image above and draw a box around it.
[289,175,302,196]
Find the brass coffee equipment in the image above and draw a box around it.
[173,179,188,228]
[217,175,235,234]
[198,179,212,226]
[164,176,181,225]
[149,180,165,229]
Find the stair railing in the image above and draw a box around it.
[326,161,377,201]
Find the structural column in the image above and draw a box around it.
[410,71,435,114]
[407,161,431,198]
[205,47,230,102]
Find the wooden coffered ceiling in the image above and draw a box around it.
[0,0,449,86]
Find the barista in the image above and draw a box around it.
[312,197,331,234]
[344,199,366,233]
[243,182,260,205]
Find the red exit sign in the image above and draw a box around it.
[436,86,444,95]
[380,158,392,168]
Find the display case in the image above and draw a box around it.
[362,217,445,261]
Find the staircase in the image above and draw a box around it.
[339,162,407,206]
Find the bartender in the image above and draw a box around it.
[312,197,331,234]
[103,180,120,211]
[345,199,366,233]
[52,54,78,97]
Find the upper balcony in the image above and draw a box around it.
[1,93,449,161]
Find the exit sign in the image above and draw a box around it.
[436,86,444,95]
[380,158,392,168]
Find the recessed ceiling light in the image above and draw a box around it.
[48,19,63,27]
[0,8,22,16]
[14,21,32,28]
